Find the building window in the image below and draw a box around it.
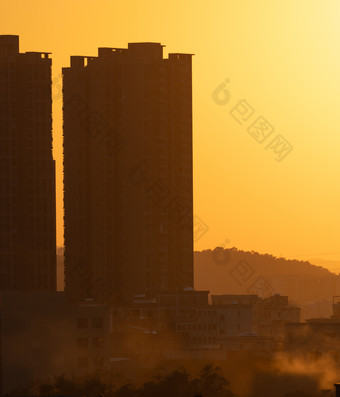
[93,357,104,368]
[77,357,88,368]
[93,337,104,348]
[93,318,104,328]
[77,318,88,329]
[77,338,88,348]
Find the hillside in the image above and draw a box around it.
[194,248,340,305]
[57,246,340,306]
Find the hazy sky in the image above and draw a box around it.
[3,0,340,265]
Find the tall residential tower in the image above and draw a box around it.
[0,35,56,291]
[63,43,193,304]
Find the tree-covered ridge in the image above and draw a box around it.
[194,248,339,303]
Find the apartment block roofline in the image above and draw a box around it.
[168,52,195,56]
[25,51,51,54]
[127,42,166,46]
[25,51,51,59]
[0,34,19,40]
[63,43,194,68]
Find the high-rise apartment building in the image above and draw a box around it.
[63,43,193,304]
[0,35,56,291]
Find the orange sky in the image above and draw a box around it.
[3,0,340,266]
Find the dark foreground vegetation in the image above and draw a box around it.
[8,357,338,397]
[9,365,233,397]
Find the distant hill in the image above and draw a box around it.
[308,258,340,274]
[194,248,340,305]
[57,246,340,306]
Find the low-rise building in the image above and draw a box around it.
[257,294,300,340]
[285,298,340,360]
[0,291,110,393]
[212,294,300,341]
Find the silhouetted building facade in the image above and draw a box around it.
[0,291,110,393]
[0,35,56,291]
[212,294,301,340]
[63,43,193,304]
[286,298,340,360]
